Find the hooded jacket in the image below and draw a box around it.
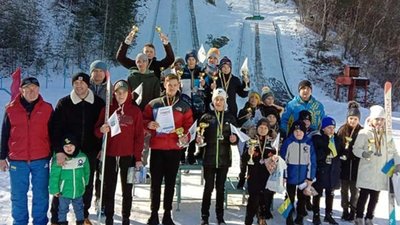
[127,69,160,110]
[95,91,144,160]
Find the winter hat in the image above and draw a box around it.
[21,77,40,88]
[257,117,270,128]
[321,116,336,130]
[298,80,312,91]
[185,50,198,63]
[219,56,232,69]
[113,80,129,92]
[89,60,107,74]
[135,53,148,62]
[207,47,220,59]
[173,57,185,66]
[262,106,280,120]
[261,86,274,101]
[72,72,90,86]
[299,110,312,121]
[290,120,307,134]
[212,88,227,102]
[347,101,361,119]
[62,133,79,157]
[369,105,385,119]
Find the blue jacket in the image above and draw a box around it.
[280,95,325,134]
[280,134,316,185]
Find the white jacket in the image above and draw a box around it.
[353,126,400,191]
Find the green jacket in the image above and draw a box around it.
[49,151,90,199]
[127,69,160,110]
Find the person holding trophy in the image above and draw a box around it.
[142,74,193,225]
[197,88,238,225]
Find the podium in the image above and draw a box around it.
[335,65,369,106]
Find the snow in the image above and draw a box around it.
[0,0,400,224]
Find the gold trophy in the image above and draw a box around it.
[176,69,183,79]
[241,70,250,91]
[196,122,209,147]
[176,127,188,148]
[155,26,162,33]
[366,138,375,160]
[198,72,205,90]
[131,25,139,33]
[344,136,352,149]
[247,139,259,165]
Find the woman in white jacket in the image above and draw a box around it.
[352,105,400,225]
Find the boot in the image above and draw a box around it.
[258,218,267,225]
[146,212,159,225]
[312,213,321,225]
[76,220,84,225]
[286,212,294,225]
[162,211,175,225]
[294,216,304,225]
[305,196,313,211]
[347,209,355,221]
[354,218,364,225]
[323,213,338,225]
[105,217,113,225]
[217,218,226,225]
[200,216,209,225]
[365,218,374,225]
[341,208,349,220]
[122,217,130,225]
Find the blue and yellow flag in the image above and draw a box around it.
[278,197,293,218]
[382,158,395,177]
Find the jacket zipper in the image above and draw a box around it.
[81,102,85,149]
[73,169,76,199]
[298,141,301,183]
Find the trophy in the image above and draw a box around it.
[196,122,209,147]
[176,69,183,79]
[155,26,162,33]
[198,72,205,90]
[374,129,383,156]
[366,138,375,160]
[176,127,189,148]
[131,25,139,33]
[344,136,352,149]
[247,139,259,165]
[240,57,250,91]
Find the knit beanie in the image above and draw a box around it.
[369,105,385,119]
[113,80,129,92]
[347,101,361,119]
[299,110,312,121]
[290,120,307,134]
[89,60,107,74]
[263,106,280,120]
[72,72,90,86]
[173,57,185,67]
[135,53,148,62]
[321,116,336,130]
[219,56,232,69]
[261,86,274,101]
[62,134,79,157]
[212,88,227,102]
[185,50,198,63]
[298,80,312,91]
[207,47,220,59]
[257,118,270,128]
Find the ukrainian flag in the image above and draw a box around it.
[382,158,396,177]
[278,197,293,218]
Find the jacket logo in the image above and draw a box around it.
[78,159,84,167]
[303,146,309,153]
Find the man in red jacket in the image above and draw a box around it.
[0,77,53,225]
[143,74,193,225]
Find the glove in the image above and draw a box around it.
[362,151,373,159]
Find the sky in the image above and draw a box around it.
[0,0,399,224]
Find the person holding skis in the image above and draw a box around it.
[353,105,400,225]
[49,134,90,225]
[95,80,144,225]
[143,74,193,225]
[198,88,238,225]
[337,101,363,221]
[0,77,53,225]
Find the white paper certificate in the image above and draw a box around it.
[181,79,192,97]
[155,106,175,134]
[108,111,121,137]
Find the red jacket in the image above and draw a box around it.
[6,94,52,161]
[95,92,144,160]
[143,94,193,150]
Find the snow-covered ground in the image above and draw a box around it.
[0,0,399,224]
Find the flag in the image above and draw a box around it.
[134,83,143,105]
[278,197,293,218]
[187,120,197,143]
[10,67,21,100]
[382,158,396,177]
[197,44,207,64]
[229,123,250,142]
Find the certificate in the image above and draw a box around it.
[154,106,175,134]
[181,79,192,97]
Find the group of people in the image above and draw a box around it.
[1,26,399,225]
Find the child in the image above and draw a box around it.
[311,116,344,225]
[197,88,237,225]
[260,86,284,115]
[337,101,363,221]
[244,118,277,225]
[353,105,400,225]
[49,134,90,225]
[280,120,316,225]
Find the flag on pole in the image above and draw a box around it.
[278,197,293,218]
[229,123,250,142]
[187,120,197,143]
[197,44,207,64]
[10,67,21,100]
[134,83,143,105]
[382,158,396,177]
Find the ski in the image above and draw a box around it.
[97,70,111,224]
[384,81,396,225]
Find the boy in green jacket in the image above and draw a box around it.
[49,134,90,225]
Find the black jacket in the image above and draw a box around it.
[312,131,343,190]
[337,123,362,181]
[199,110,237,168]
